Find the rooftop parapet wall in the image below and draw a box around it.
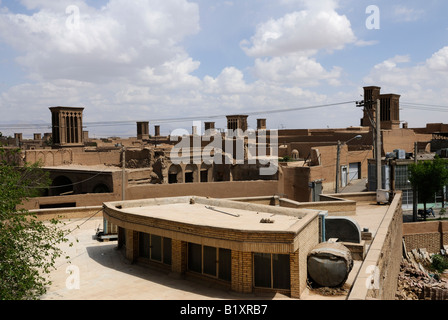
[348,192,403,300]
[20,192,118,210]
[126,180,279,200]
[321,192,377,202]
[227,195,358,216]
[29,205,103,221]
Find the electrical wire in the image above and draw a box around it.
[61,207,103,233]
[2,100,448,131]
[0,100,357,130]
[54,207,104,268]
[401,102,448,112]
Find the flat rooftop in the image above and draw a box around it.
[105,196,319,233]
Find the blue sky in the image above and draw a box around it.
[0,0,448,138]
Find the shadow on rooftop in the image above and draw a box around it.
[85,243,280,300]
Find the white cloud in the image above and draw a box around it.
[373,55,411,70]
[393,5,424,22]
[240,0,355,57]
[251,54,342,87]
[240,0,353,87]
[203,67,250,94]
[363,47,448,126]
[427,47,448,72]
[0,0,200,83]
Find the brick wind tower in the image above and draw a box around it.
[49,106,84,148]
[361,86,401,130]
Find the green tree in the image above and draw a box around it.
[0,135,69,300]
[409,156,448,221]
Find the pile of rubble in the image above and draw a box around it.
[396,248,448,300]
[306,279,350,297]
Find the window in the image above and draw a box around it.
[254,253,271,288]
[168,174,178,184]
[218,248,231,282]
[118,227,126,248]
[150,234,162,262]
[272,254,290,289]
[203,246,217,276]
[200,170,208,182]
[139,233,150,258]
[138,232,171,265]
[185,172,194,183]
[187,243,231,282]
[253,253,290,290]
[188,243,202,273]
[395,165,411,190]
[163,238,172,265]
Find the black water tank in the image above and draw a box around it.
[307,242,353,287]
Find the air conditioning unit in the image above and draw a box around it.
[393,149,406,160]
[376,189,390,204]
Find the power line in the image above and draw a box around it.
[401,102,448,112]
[402,102,448,108]
[2,100,448,131]
[0,101,357,130]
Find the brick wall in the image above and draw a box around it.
[348,192,403,300]
[296,216,320,297]
[231,251,253,294]
[403,221,448,254]
[289,250,301,298]
[125,230,138,263]
[171,240,187,275]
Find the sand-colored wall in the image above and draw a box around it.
[348,192,403,300]
[126,180,279,200]
[381,129,432,154]
[21,180,280,210]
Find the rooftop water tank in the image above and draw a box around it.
[307,242,353,287]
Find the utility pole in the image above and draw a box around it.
[356,98,381,192]
[122,145,126,201]
[413,141,418,222]
[335,140,341,193]
[376,99,382,191]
